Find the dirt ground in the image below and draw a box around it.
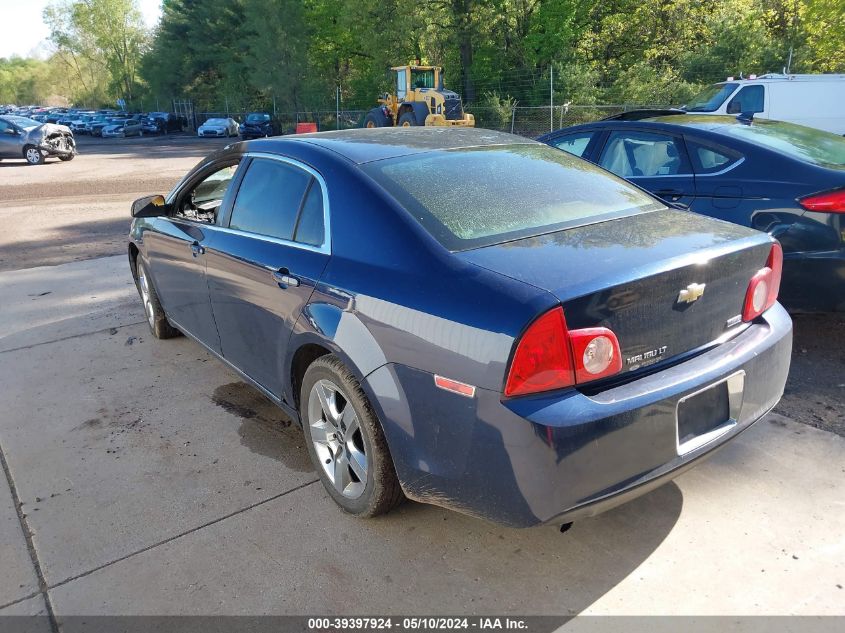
[0,135,229,271]
[1,134,842,437]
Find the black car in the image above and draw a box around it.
[240,112,276,139]
[127,128,790,527]
[539,113,845,312]
[146,112,184,133]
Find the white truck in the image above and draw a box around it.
[684,74,845,135]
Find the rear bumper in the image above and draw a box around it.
[364,303,792,527]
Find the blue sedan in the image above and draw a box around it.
[128,128,791,528]
[538,113,845,312]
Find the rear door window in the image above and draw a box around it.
[726,85,765,114]
[229,158,311,240]
[686,140,743,174]
[598,131,691,177]
[292,181,325,247]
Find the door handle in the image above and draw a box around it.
[271,267,300,288]
[655,189,684,202]
[190,241,205,257]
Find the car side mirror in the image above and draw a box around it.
[131,194,168,218]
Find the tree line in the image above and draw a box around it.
[1,0,843,111]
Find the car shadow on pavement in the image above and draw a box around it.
[218,378,684,615]
[0,217,130,272]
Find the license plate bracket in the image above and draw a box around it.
[676,371,745,455]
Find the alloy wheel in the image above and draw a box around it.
[137,264,155,328]
[308,379,367,499]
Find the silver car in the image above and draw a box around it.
[102,118,143,138]
[0,115,76,165]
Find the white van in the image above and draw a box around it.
[684,74,845,135]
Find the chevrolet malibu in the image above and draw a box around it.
[128,128,792,528]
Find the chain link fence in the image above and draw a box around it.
[174,102,663,138]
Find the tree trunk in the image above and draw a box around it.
[451,0,475,103]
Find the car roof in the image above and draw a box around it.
[253,127,536,164]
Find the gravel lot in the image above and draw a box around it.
[1,134,842,436]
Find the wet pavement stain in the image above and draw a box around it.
[212,382,313,472]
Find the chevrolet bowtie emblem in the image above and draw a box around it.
[677,283,706,304]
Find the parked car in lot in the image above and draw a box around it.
[539,113,845,312]
[240,112,276,139]
[89,117,114,137]
[145,112,184,133]
[70,114,98,134]
[102,118,143,138]
[141,117,164,135]
[0,115,76,164]
[198,117,239,137]
[683,74,845,135]
[128,128,791,527]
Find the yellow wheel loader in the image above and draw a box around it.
[363,65,475,128]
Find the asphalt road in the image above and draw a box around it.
[0,136,842,623]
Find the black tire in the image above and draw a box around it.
[364,109,389,128]
[300,355,404,517]
[134,258,180,339]
[23,145,45,165]
[398,112,419,127]
[58,152,75,162]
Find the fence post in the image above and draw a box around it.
[225,97,229,118]
[336,86,340,130]
[510,106,516,134]
[549,65,554,133]
[273,94,277,117]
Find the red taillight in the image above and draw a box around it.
[742,243,783,322]
[504,307,622,397]
[505,307,574,397]
[798,188,845,213]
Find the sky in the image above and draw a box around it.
[0,0,163,59]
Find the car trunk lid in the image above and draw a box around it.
[459,208,775,374]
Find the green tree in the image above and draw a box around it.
[44,0,149,103]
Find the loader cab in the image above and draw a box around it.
[393,65,443,101]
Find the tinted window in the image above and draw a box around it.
[727,85,764,114]
[549,132,593,157]
[687,141,742,174]
[229,159,311,240]
[718,120,845,169]
[293,182,325,246]
[599,131,690,177]
[363,144,663,250]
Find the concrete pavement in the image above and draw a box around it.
[0,255,842,622]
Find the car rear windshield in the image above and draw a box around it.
[719,120,845,169]
[363,144,664,250]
